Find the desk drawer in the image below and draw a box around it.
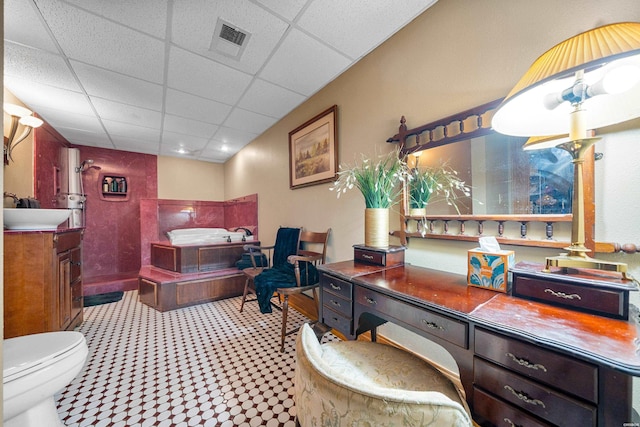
[355,287,467,348]
[320,274,352,300]
[473,387,552,427]
[323,291,351,317]
[512,274,628,319]
[474,358,596,427]
[323,307,352,336]
[475,328,597,403]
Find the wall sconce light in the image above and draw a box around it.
[493,22,640,282]
[3,103,43,165]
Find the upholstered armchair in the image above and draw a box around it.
[295,323,473,426]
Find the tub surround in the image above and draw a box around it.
[139,194,258,266]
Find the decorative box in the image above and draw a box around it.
[467,249,515,293]
[353,244,405,267]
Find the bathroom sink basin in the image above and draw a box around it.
[3,208,71,231]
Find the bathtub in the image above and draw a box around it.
[166,228,254,246]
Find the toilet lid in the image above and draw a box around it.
[3,331,86,382]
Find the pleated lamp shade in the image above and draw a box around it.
[493,22,640,137]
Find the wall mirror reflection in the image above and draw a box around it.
[408,134,574,216]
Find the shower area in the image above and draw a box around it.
[56,147,95,228]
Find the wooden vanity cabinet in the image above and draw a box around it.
[4,229,84,338]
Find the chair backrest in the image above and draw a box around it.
[299,229,330,265]
[272,227,302,267]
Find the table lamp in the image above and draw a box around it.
[492,22,640,282]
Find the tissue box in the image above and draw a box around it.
[467,249,515,293]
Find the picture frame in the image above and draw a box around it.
[289,105,338,189]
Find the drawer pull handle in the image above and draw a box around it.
[505,352,547,372]
[331,300,341,307]
[365,297,377,305]
[544,288,582,300]
[503,385,546,408]
[503,418,522,427]
[362,254,374,260]
[421,319,444,330]
[330,283,342,291]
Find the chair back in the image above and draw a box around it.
[272,227,302,267]
[299,229,330,266]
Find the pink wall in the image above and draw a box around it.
[75,146,158,281]
[139,194,258,266]
[34,124,69,208]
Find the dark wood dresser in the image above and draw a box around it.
[318,261,640,427]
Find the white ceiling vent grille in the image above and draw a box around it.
[210,19,251,60]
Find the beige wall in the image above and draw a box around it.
[157,156,225,201]
[224,0,640,275]
[223,0,640,382]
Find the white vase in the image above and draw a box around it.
[409,207,427,217]
[364,208,389,247]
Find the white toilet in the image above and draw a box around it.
[3,331,89,427]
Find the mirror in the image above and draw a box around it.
[388,99,595,249]
[407,133,574,216]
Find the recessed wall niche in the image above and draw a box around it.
[99,174,129,201]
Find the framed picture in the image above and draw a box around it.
[289,105,338,189]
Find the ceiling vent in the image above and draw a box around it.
[210,19,251,60]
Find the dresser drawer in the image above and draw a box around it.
[355,287,467,348]
[473,387,552,427]
[475,328,597,403]
[512,273,628,319]
[320,273,352,300]
[474,358,596,427]
[323,307,352,336]
[322,290,351,317]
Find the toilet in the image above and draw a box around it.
[3,331,88,427]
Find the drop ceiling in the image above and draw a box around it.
[4,0,437,163]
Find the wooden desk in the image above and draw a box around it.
[318,261,640,427]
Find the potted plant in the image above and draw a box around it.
[330,150,407,247]
[408,158,471,216]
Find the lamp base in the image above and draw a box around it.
[544,251,638,287]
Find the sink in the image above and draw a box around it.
[3,208,71,230]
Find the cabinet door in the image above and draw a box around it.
[57,251,72,329]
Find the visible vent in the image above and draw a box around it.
[219,24,246,46]
[210,19,251,60]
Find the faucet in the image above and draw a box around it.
[234,227,253,236]
[4,192,18,206]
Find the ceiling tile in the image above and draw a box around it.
[210,126,258,148]
[297,0,436,59]
[161,131,209,151]
[254,0,309,21]
[91,97,162,129]
[4,0,59,52]
[35,0,166,83]
[164,89,233,124]
[171,0,289,75]
[111,136,160,154]
[57,127,112,147]
[71,61,164,111]
[167,47,253,105]
[30,106,103,133]
[238,78,305,118]
[63,0,168,38]
[4,43,80,91]
[163,114,219,139]
[102,119,161,142]
[5,77,94,116]
[260,28,351,95]
[224,108,277,135]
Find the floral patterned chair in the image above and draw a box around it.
[295,323,473,427]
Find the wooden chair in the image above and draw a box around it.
[277,229,330,352]
[239,227,301,313]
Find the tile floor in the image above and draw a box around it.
[55,291,336,427]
